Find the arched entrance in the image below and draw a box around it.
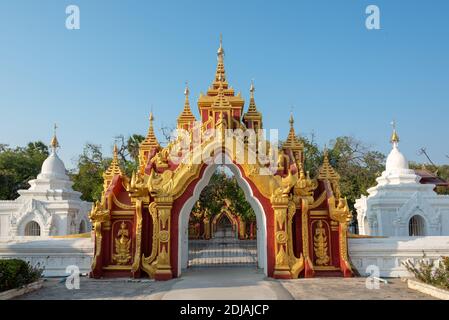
[409,215,426,236]
[178,158,267,276]
[24,221,41,236]
[89,38,353,281]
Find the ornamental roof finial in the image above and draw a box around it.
[141,109,160,151]
[213,34,227,86]
[218,33,224,57]
[177,81,196,126]
[184,81,190,97]
[50,123,60,153]
[390,120,400,145]
[250,79,255,99]
[283,111,302,152]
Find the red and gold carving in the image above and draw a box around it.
[89,37,353,280]
[113,221,132,265]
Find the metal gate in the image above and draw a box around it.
[188,238,257,268]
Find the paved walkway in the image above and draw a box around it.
[157,268,291,300]
[16,268,435,300]
[279,277,435,300]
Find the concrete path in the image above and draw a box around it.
[16,267,435,300]
[153,268,292,300]
[279,277,436,300]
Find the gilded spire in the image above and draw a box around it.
[177,82,196,126]
[283,112,302,151]
[213,34,227,87]
[318,147,340,181]
[390,120,400,145]
[243,80,262,129]
[103,144,123,185]
[141,111,161,151]
[50,123,60,153]
[247,80,259,113]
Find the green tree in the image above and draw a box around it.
[71,134,145,202]
[114,134,145,177]
[0,142,49,200]
[71,143,109,202]
[299,133,322,177]
[193,168,256,223]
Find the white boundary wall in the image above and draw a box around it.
[1,236,449,278]
[0,237,93,277]
[349,236,449,278]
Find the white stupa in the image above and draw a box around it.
[0,126,92,238]
[355,122,449,237]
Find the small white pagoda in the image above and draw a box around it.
[0,127,92,238]
[355,123,449,237]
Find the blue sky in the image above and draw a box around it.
[0,0,448,169]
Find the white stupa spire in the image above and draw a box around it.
[19,124,75,195]
[385,121,409,174]
[376,121,421,186]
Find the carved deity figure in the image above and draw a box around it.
[313,220,330,266]
[113,222,132,265]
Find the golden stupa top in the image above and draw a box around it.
[318,148,340,181]
[390,120,400,144]
[177,83,196,123]
[140,112,161,151]
[50,124,60,152]
[283,113,302,151]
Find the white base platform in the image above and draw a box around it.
[1,236,448,278]
[349,236,449,277]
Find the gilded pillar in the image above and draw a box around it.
[287,200,303,278]
[89,199,111,279]
[271,196,291,279]
[154,196,173,280]
[302,198,315,278]
[131,199,143,277]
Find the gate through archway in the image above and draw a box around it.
[186,167,258,268]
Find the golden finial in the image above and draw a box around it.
[184,81,190,97]
[217,34,224,56]
[390,120,400,144]
[250,79,255,98]
[289,112,294,127]
[50,123,60,152]
[113,144,118,158]
[141,109,160,151]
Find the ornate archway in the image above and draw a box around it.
[177,156,268,275]
[89,38,353,280]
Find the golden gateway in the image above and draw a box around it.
[89,38,353,280]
